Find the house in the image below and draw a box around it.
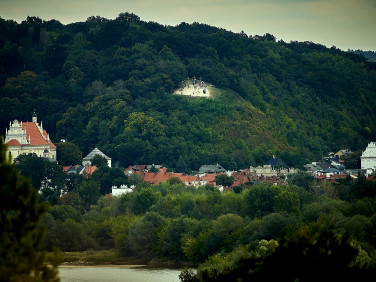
[198,164,226,174]
[82,147,111,167]
[4,112,56,161]
[334,149,351,159]
[62,165,98,176]
[360,141,376,175]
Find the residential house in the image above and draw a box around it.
[198,164,226,174]
[62,165,98,177]
[82,147,112,167]
[334,149,352,159]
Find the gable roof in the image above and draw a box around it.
[22,122,56,148]
[265,157,285,166]
[198,164,226,173]
[6,139,21,146]
[84,165,98,175]
[83,147,111,160]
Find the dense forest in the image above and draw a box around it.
[1,13,376,170]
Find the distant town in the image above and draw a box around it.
[4,112,376,197]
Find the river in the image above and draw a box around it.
[59,266,183,282]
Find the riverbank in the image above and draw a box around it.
[60,249,197,269]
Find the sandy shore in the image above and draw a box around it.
[60,264,147,268]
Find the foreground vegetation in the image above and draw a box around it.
[0,140,60,281]
[37,166,376,278]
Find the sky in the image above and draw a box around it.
[0,0,375,51]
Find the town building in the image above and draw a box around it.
[4,112,56,161]
[198,164,226,174]
[82,147,112,167]
[111,184,134,196]
[361,141,376,175]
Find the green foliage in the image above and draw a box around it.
[56,142,82,166]
[133,188,161,215]
[288,170,315,190]
[15,153,66,204]
[215,174,234,187]
[184,226,372,282]
[90,154,108,168]
[127,212,166,258]
[2,15,375,169]
[0,139,60,281]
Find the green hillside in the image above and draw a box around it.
[1,13,376,169]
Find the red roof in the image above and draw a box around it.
[84,165,97,175]
[22,122,56,148]
[62,165,72,173]
[6,139,21,146]
[329,174,348,179]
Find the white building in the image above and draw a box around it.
[361,141,376,175]
[82,147,112,167]
[111,185,134,196]
[4,112,56,161]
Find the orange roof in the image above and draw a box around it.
[22,122,56,148]
[6,139,21,146]
[62,165,72,173]
[84,165,97,175]
[199,173,216,183]
[329,174,348,179]
[142,172,184,184]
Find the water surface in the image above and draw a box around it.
[59,266,182,282]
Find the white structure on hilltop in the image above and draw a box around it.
[361,141,376,175]
[4,112,56,161]
[82,147,112,167]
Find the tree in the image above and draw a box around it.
[183,226,373,282]
[288,170,315,190]
[15,154,66,204]
[176,155,189,174]
[90,154,108,168]
[74,180,101,211]
[215,174,234,187]
[342,151,361,169]
[127,212,166,257]
[133,188,161,214]
[56,142,82,166]
[228,157,237,171]
[0,139,60,281]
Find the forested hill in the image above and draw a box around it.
[1,13,376,170]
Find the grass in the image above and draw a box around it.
[61,249,144,266]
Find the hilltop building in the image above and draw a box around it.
[4,112,56,161]
[361,141,376,175]
[82,147,112,167]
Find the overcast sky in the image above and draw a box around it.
[0,0,375,51]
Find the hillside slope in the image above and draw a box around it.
[1,13,375,169]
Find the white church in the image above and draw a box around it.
[361,141,376,175]
[4,112,56,161]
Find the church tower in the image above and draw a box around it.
[32,110,37,123]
